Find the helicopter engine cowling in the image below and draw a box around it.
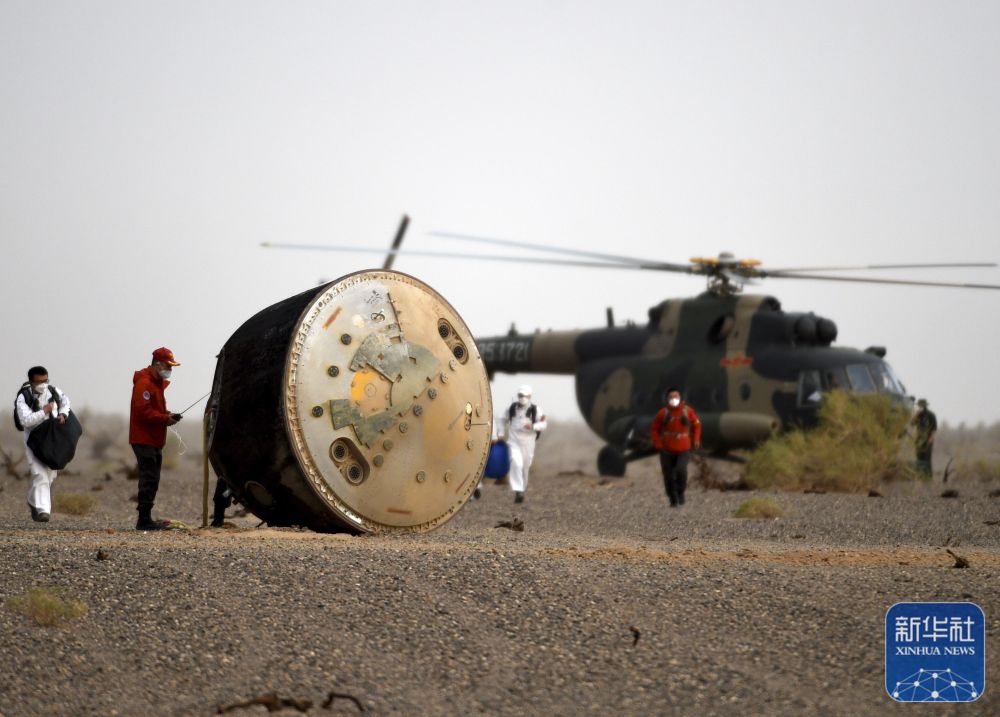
[816,317,838,344]
[792,314,818,344]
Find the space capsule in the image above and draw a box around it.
[206,270,492,533]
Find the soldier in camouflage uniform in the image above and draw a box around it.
[910,398,937,477]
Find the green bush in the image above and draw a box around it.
[6,587,87,627]
[745,391,916,493]
[733,497,783,519]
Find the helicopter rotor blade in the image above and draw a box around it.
[762,272,1000,290]
[262,241,1000,290]
[260,242,686,272]
[382,214,410,271]
[767,262,997,275]
[428,230,694,272]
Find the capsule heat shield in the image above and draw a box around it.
[207,270,492,533]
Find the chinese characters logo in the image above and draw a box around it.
[886,602,984,702]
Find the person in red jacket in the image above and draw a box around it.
[129,347,182,530]
[650,387,701,507]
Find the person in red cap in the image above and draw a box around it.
[129,347,182,530]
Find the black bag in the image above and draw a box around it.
[26,410,84,470]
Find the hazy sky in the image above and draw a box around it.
[2,1,998,428]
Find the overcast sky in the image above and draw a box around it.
[2,1,998,428]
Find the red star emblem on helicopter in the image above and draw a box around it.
[720,353,754,368]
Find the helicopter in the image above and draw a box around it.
[263,222,1000,476]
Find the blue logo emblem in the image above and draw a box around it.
[886,602,984,702]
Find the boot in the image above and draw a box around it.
[514,491,525,504]
[136,507,167,531]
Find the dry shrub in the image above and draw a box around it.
[954,458,1000,483]
[692,454,750,491]
[937,421,1000,462]
[0,442,27,480]
[6,587,87,627]
[77,410,127,460]
[734,497,783,519]
[745,391,915,493]
[52,493,96,516]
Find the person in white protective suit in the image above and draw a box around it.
[13,366,72,523]
[500,385,547,503]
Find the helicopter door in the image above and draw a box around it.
[797,370,823,407]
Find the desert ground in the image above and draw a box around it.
[1,418,998,716]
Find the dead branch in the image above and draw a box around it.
[0,443,26,480]
[946,549,969,569]
[322,690,368,712]
[217,693,312,714]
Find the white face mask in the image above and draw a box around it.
[668,397,681,407]
[159,368,172,380]
[518,396,530,407]
[32,382,48,394]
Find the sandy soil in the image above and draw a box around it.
[1,421,998,716]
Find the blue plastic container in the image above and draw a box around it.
[484,441,510,479]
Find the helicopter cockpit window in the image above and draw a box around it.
[868,362,905,395]
[823,367,847,391]
[798,370,823,406]
[845,364,876,393]
[885,362,906,395]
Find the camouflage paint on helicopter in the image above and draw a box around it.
[478,291,908,475]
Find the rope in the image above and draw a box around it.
[168,425,187,456]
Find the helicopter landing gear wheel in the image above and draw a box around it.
[597,445,627,477]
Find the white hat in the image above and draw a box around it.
[517,385,533,397]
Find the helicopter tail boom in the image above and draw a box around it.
[477,330,583,375]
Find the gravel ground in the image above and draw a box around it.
[1,423,998,716]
